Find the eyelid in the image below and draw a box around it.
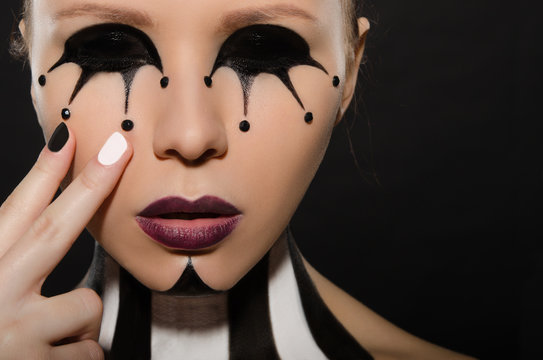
[63,22,150,46]
[216,23,307,54]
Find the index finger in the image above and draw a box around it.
[0,123,75,256]
[0,132,132,294]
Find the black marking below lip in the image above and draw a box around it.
[48,23,163,114]
[208,24,328,116]
[159,257,223,297]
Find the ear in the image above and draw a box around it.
[335,17,370,126]
[18,20,39,112]
[18,19,26,36]
[18,20,29,55]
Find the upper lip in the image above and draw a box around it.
[138,195,241,218]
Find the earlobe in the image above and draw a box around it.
[335,17,370,126]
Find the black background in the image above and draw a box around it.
[1,1,541,359]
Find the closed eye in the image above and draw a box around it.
[208,24,328,115]
[48,23,163,113]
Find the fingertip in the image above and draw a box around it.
[46,122,70,153]
[41,123,75,161]
[97,132,131,167]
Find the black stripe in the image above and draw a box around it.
[108,267,151,360]
[287,229,374,360]
[228,253,280,360]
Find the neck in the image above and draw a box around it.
[84,228,372,359]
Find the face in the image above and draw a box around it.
[27,0,363,292]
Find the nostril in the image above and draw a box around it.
[163,148,221,165]
[200,148,219,159]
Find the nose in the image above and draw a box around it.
[153,74,228,165]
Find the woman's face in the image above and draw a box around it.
[27,0,363,292]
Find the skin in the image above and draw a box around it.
[0,0,477,358]
[29,0,353,293]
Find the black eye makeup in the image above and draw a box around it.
[207,24,328,117]
[48,23,163,114]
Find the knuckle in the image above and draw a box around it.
[0,321,44,359]
[29,213,58,240]
[0,198,21,219]
[82,339,104,360]
[74,288,103,319]
[33,159,62,183]
[78,166,105,192]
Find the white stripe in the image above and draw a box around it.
[268,236,328,360]
[98,254,120,352]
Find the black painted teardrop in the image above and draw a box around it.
[122,119,134,131]
[61,108,71,120]
[239,120,250,132]
[160,77,169,88]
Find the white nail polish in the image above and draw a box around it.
[98,132,127,166]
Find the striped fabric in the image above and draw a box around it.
[85,229,373,359]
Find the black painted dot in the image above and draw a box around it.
[204,76,213,88]
[239,120,250,132]
[38,75,46,87]
[160,76,169,88]
[122,119,134,131]
[304,112,313,124]
[61,108,71,120]
[332,76,340,87]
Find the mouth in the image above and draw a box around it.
[136,196,242,250]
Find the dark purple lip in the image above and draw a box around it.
[136,196,242,250]
[138,195,241,217]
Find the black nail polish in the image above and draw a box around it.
[47,123,69,152]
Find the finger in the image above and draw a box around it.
[0,123,74,257]
[49,339,104,360]
[0,132,132,293]
[32,288,102,343]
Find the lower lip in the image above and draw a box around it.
[135,215,242,250]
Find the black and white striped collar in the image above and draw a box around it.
[84,228,373,359]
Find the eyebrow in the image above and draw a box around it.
[54,4,153,28]
[218,4,317,34]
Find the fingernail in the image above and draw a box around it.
[98,132,127,166]
[47,123,69,152]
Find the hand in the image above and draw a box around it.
[0,123,132,359]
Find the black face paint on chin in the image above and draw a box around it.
[208,24,328,116]
[159,257,223,297]
[48,23,163,113]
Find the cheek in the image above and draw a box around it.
[35,66,162,177]
[194,70,339,289]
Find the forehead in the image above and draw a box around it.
[32,0,343,27]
